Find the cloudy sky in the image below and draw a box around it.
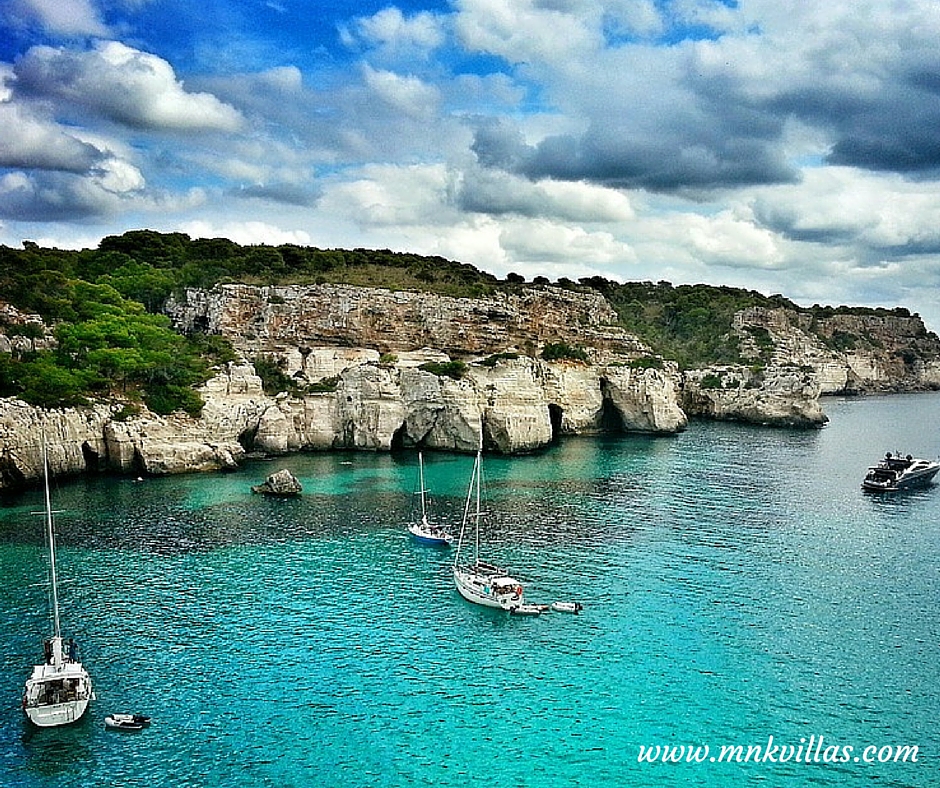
[2,1,940,329]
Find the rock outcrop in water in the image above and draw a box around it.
[675,306,940,427]
[252,468,303,496]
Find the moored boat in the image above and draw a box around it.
[509,603,548,616]
[861,452,940,492]
[407,452,452,546]
[22,442,94,728]
[452,450,527,611]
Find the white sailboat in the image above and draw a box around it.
[407,452,452,546]
[452,450,526,611]
[22,444,93,727]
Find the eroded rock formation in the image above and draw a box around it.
[3,283,936,487]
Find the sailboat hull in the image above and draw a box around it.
[409,528,451,546]
[453,565,525,610]
[25,697,90,727]
[23,659,93,727]
[408,519,452,546]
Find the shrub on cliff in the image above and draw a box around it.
[479,352,519,367]
[418,361,467,380]
[628,356,665,370]
[580,278,799,369]
[253,355,301,396]
[542,342,589,363]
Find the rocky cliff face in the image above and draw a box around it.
[676,306,940,426]
[164,283,838,437]
[0,355,689,488]
[4,285,935,488]
[731,306,940,394]
[0,284,691,487]
[164,283,690,456]
[680,365,827,428]
[165,283,649,361]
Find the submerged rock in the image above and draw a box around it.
[251,468,302,496]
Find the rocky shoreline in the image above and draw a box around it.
[1,282,938,489]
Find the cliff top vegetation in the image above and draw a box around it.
[0,230,931,410]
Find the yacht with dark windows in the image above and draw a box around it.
[862,452,940,492]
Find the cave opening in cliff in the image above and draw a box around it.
[130,448,147,477]
[238,426,258,452]
[599,384,626,432]
[0,455,26,488]
[548,404,563,443]
[81,441,100,472]
[390,424,408,451]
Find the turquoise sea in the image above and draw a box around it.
[2,393,939,788]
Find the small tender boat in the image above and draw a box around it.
[509,604,550,616]
[105,713,151,730]
[862,452,940,492]
[550,601,583,614]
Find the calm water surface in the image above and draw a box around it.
[2,394,939,787]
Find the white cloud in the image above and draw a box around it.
[454,0,602,67]
[256,65,303,93]
[499,217,637,267]
[15,41,243,131]
[458,167,634,223]
[685,209,784,270]
[320,163,456,228]
[751,167,940,257]
[178,220,312,247]
[0,169,128,220]
[428,220,511,271]
[0,103,102,171]
[347,7,444,53]
[11,0,108,37]
[94,157,145,194]
[0,63,13,101]
[361,65,439,121]
[601,0,663,38]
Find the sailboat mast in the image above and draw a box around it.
[42,442,62,641]
[474,450,481,564]
[454,453,475,567]
[418,453,427,523]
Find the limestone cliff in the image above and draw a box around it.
[680,365,827,428]
[165,282,649,360]
[0,352,688,488]
[165,283,690,454]
[675,305,940,426]
[4,283,936,488]
[0,284,691,487]
[731,306,940,394]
